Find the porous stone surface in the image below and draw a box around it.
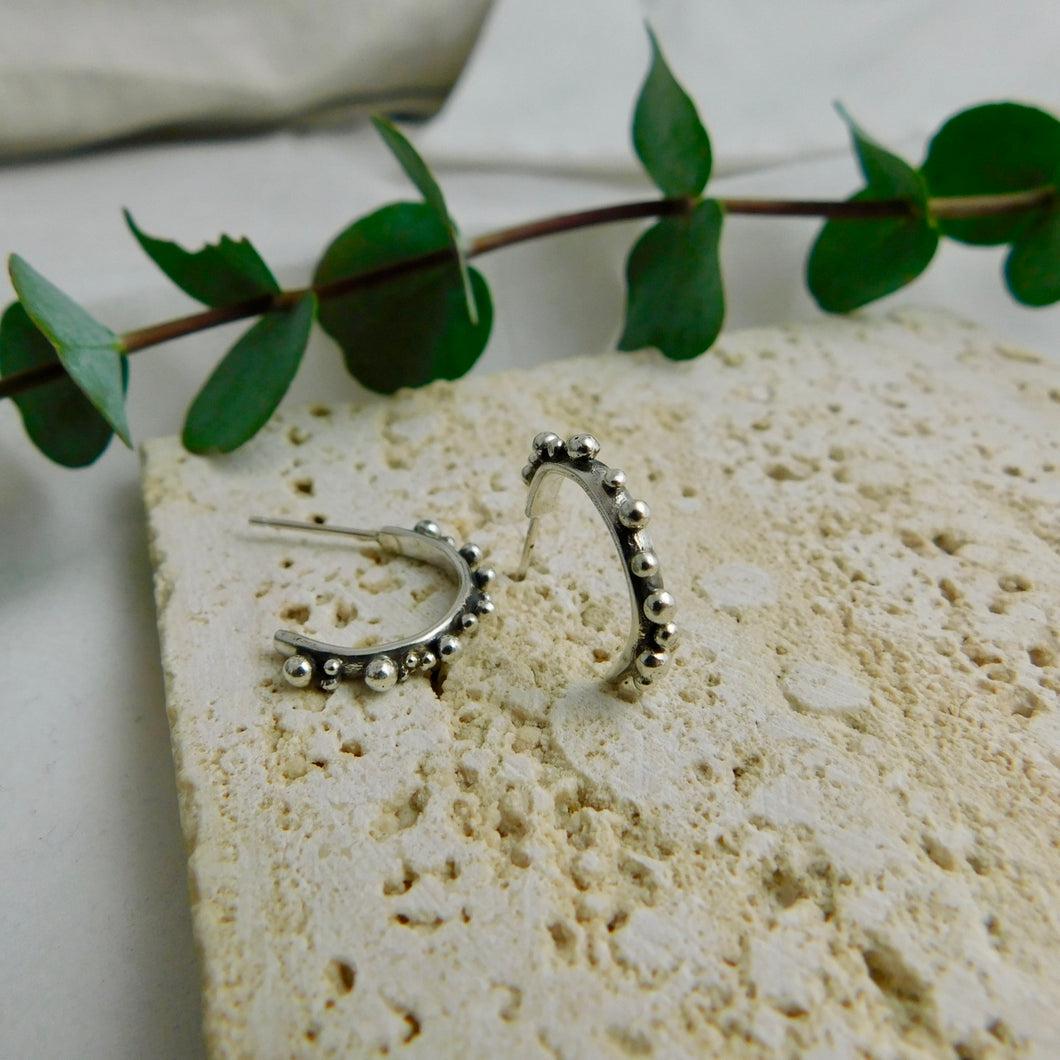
[142,309,1060,1059]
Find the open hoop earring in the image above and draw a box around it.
[516,432,678,691]
[250,517,495,692]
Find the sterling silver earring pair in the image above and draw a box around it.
[253,431,677,694]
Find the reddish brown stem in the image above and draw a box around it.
[0,186,1053,403]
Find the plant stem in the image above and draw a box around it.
[0,186,1052,402]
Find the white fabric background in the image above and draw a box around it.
[0,0,491,154]
[1,2,1057,1056]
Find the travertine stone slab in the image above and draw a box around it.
[142,310,1060,1059]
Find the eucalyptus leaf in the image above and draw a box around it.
[921,103,1060,246]
[182,294,316,454]
[371,116,478,325]
[632,28,712,198]
[618,199,724,360]
[808,192,938,313]
[125,210,279,307]
[807,109,937,312]
[314,202,492,393]
[839,104,927,201]
[9,254,131,446]
[0,303,126,466]
[1005,209,1060,306]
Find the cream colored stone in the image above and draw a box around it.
[781,661,872,718]
[143,309,1060,1059]
[696,561,778,616]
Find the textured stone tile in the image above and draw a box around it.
[143,309,1060,1059]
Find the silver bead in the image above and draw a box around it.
[619,498,651,529]
[521,463,536,485]
[443,535,456,548]
[403,650,421,672]
[630,550,659,578]
[636,650,671,680]
[459,612,478,633]
[460,543,484,568]
[319,677,339,693]
[419,650,438,671]
[532,431,563,459]
[602,467,627,492]
[644,590,676,624]
[653,622,679,649]
[566,433,600,461]
[322,657,342,677]
[473,565,496,589]
[364,655,398,692]
[438,634,461,659]
[282,655,313,688]
[414,519,441,537]
[475,594,495,615]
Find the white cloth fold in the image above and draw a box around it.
[0,0,491,155]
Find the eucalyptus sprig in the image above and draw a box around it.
[1,28,1056,468]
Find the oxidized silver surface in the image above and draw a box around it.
[251,517,493,693]
[518,432,678,691]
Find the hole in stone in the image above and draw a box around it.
[766,866,806,908]
[862,944,927,1006]
[329,959,356,994]
[287,426,310,445]
[1029,646,1055,667]
[766,463,799,481]
[430,666,446,698]
[293,477,315,496]
[922,834,956,871]
[281,604,310,624]
[548,920,576,956]
[998,573,1032,592]
[309,404,332,417]
[340,739,364,757]
[383,864,419,896]
[932,530,966,555]
[403,1012,421,1043]
[938,578,961,605]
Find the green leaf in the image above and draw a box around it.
[921,103,1060,245]
[371,116,478,326]
[632,27,712,197]
[371,116,450,220]
[0,303,126,466]
[839,104,926,201]
[314,201,492,393]
[1005,209,1060,305]
[182,294,316,454]
[807,108,938,313]
[617,198,724,360]
[125,210,279,307]
[9,254,131,446]
[808,191,938,313]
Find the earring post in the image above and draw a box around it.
[249,516,381,542]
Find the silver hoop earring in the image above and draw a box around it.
[250,517,495,692]
[517,432,677,691]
